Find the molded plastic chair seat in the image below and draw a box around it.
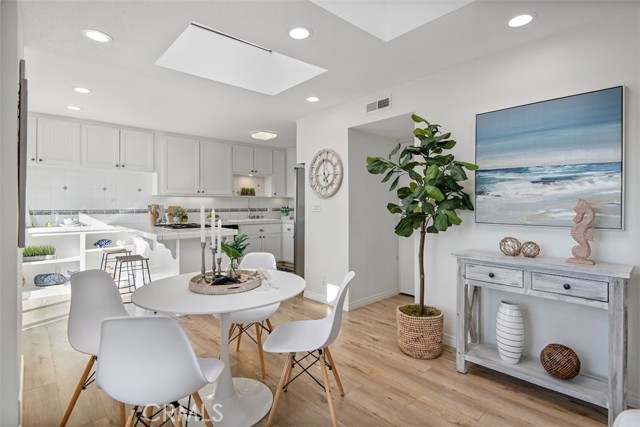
[229,303,280,324]
[263,271,355,427]
[262,317,333,354]
[97,316,224,426]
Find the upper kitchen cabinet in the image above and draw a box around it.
[82,124,154,172]
[232,145,273,175]
[162,136,232,196]
[30,117,81,166]
[272,150,286,197]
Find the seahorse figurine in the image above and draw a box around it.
[566,199,596,265]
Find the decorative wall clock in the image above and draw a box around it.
[309,149,343,198]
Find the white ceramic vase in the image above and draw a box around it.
[496,301,524,364]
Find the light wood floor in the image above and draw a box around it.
[22,293,607,427]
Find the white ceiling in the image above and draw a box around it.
[21,1,635,149]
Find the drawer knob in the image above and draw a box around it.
[488,273,495,278]
[563,283,571,290]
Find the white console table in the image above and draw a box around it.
[454,250,634,426]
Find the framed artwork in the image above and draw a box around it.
[475,86,623,229]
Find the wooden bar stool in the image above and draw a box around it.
[113,254,151,298]
[100,247,131,276]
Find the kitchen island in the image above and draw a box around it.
[124,223,237,275]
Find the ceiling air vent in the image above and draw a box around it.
[366,95,392,114]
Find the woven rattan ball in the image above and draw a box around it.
[521,241,540,258]
[540,343,580,380]
[499,237,522,256]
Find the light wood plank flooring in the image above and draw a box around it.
[22,293,607,426]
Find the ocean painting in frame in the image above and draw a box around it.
[475,86,623,229]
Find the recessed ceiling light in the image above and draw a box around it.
[508,14,535,28]
[289,27,311,40]
[73,87,92,94]
[82,29,112,43]
[66,106,82,111]
[306,96,320,103]
[251,131,277,141]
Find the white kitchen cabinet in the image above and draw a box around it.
[83,124,154,171]
[119,129,154,171]
[200,140,232,195]
[239,223,281,260]
[281,222,294,263]
[32,117,81,166]
[272,150,286,197]
[162,136,232,196]
[286,148,296,197]
[233,145,273,175]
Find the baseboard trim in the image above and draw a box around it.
[345,288,399,311]
[303,290,328,305]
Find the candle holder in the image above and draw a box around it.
[200,242,207,277]
[216,257,223,276]
[210,243,217,273]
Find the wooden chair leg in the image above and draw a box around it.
[118,402,126,427]
[124,407,137,427]
[324,347,345,396]
[236,324,244,351]
[192,392,213,427]
[173,403,183,427]
[228,323,236,341]
[255,323,266,379]
[320,350,338,427]
[265,318,274,332]
[267,353,294,427]
[60,355,96,427]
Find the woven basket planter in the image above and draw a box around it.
[396,305,443,359]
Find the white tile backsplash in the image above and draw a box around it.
[27,165,293,220]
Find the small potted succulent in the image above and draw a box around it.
[171,207,188,223]
[221,233,249,279]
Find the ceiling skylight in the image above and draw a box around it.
[156,22,327,96]
[311,0,474,42]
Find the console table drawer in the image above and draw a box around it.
[532,272,608,302]
[466,264,523,288]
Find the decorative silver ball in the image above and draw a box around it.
[521,241,540,258]
[499,237,522,256]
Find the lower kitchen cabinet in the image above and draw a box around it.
[239,223,281,260]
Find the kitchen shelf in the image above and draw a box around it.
[22,255,81,266]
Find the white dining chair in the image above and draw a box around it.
[218,252,279,378]
[97,315,225,427]
[61,269,129,427]
[263,271,355,427]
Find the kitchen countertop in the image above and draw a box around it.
[123,223,237,241]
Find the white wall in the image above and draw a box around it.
[298,9,640,399]
[346,129,400,308]
[0,0,22,424]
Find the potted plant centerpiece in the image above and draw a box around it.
[366,114,477,359]
[221,233,249,279]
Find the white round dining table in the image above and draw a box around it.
[131,269,306,427]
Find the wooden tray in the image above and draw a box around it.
[189,270,261,295]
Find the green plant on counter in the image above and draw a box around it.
[221,233,249,260]
[23,245,56,258]
[171,207,188,222]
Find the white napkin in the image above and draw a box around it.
[255,268,278,291]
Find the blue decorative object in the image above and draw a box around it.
[34,273,69,287]
[93,239,112,248]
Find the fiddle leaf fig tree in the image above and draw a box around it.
[366,114,478,316]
